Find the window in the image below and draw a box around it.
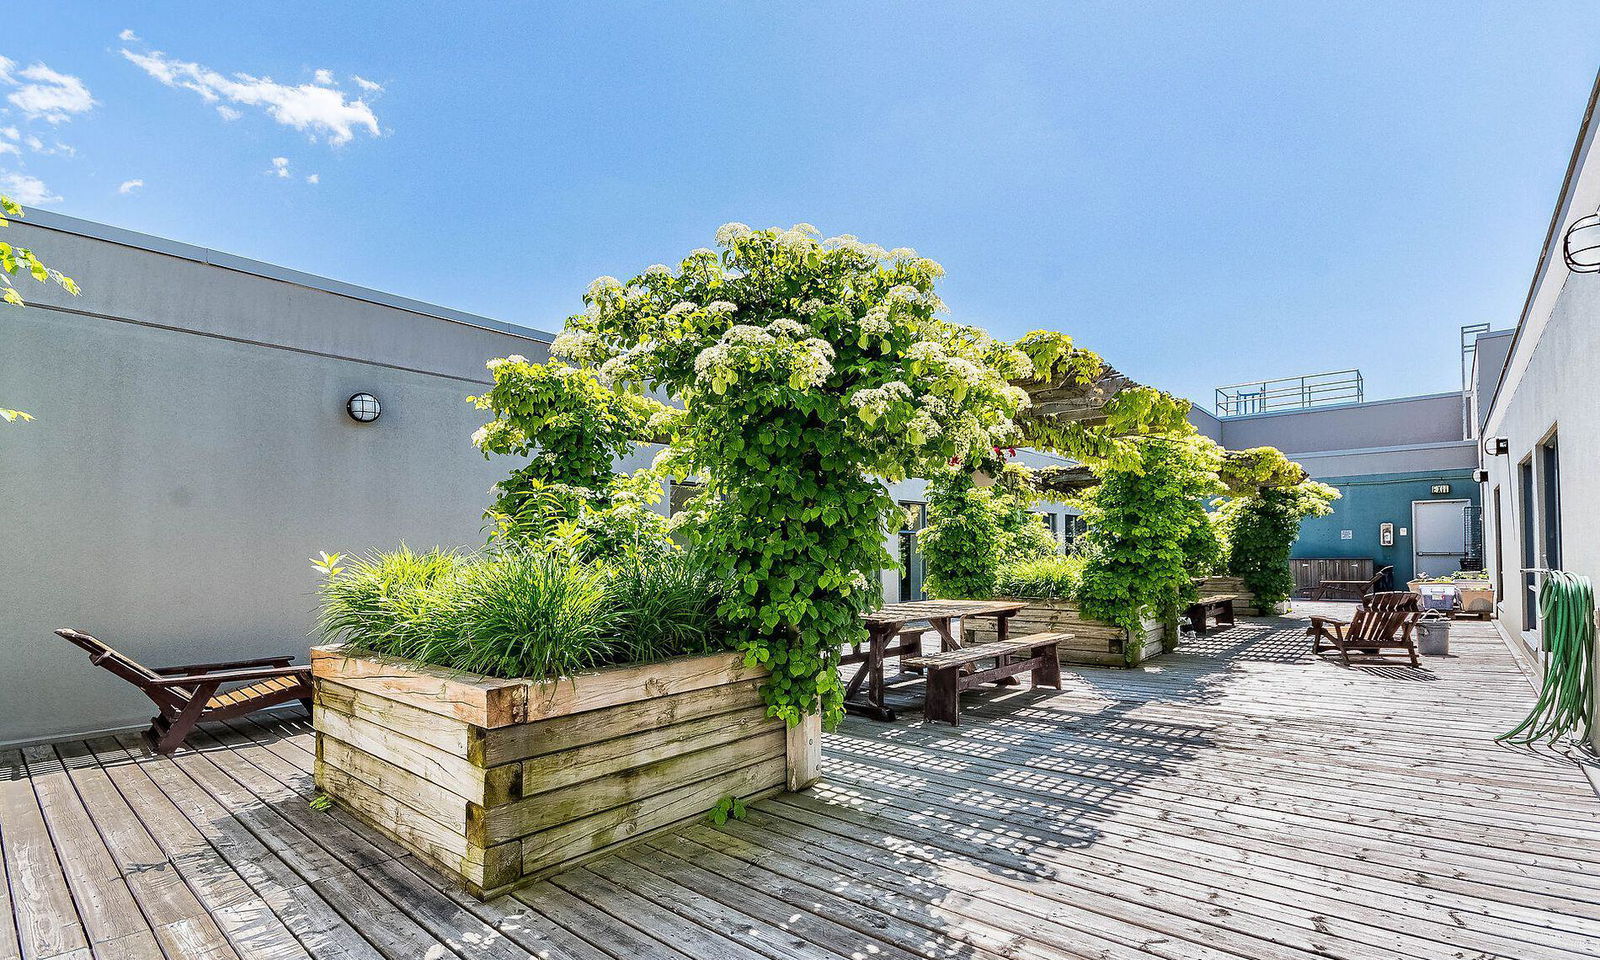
[1540,433,1562,572]
[1063,514,1088,554]
[1518,457,1536,631]
[1035,511,1059,542]
[897,501,927,602]
[668,480,703,517]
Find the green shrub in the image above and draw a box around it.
[1217,482,1338,607]
[921,470,1001,599]
[1077,436,1223,655]
[994,554,1086,600]
[602,552,730,664]
[315,547,734,681]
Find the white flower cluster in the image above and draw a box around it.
[707,300,737,315]
[550,330,596,362]
[644,264,672,277]
[715,222,753,245]
[797,298,826,315]
[847,569,871,591]
[486,353,530,372]
[725,324,776,347]
[666,300,698,317]
[849,381,912,422]
[858,304,891,336]
[586,276,622,298]
[823,234,890,260]
[765,318,809,337]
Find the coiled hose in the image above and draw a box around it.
[1499,570,1595,744]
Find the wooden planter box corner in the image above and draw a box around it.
[965,600,1168,667]
[311,645,820,898]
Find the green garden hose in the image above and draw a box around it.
[1499,571,1595,745]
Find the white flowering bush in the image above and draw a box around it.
[558,223,1033,726]
[468,357,675,559]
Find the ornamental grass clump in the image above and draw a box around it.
[314,548,733,681]
[994,554,1086,601]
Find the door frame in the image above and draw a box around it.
[1410,498,1471,582]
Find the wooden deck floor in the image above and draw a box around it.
[5,606,1600,960]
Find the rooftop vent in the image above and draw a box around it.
[1215,369,1364,418]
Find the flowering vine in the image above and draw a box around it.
[557,223,1032,726]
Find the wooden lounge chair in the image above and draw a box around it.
[55,628,312,754]
[1311,565,1392,601]
[1306,603,1422,667]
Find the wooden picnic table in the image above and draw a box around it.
[843,599,1027,720]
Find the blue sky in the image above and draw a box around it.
[7,3,1599,405]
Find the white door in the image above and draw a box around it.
[1412,499,1470,581]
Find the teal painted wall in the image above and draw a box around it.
[1294,469,1480,586]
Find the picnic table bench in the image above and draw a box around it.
[1185,594,1238,635]
[904,632,1065,725]
[845,599,1026,720]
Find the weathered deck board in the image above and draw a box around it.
[5,605,1599,959]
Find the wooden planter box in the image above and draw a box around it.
[963,599,1168,667]
[1194,575,1274,616]
[310,646,820,898]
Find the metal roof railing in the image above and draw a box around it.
[1215,369,1364,418]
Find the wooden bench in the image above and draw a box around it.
[1185,595,1237,636]
[903,633,1065,725]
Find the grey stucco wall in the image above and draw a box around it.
[1218,392,1466,455]
[1471,331,1514,433]
[1,222,549,745]
[1187,405,1223,442]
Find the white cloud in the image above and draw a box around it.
[351,75,383,93]
[0,172,60,205]
[270,156,291,178]
[119,28,140,42]
[122,48,380,145]
[0,127,16,140]
[313,68,334,85]
[0,142,16,156]
[216,105,242,121]
[2,61,95,124]
[305,173,319,184]
[119,178,144,194]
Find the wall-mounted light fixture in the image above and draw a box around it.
[1563,212,1600,272]
[1472,468,1490,484]
[1482,435,1508,457]
[346,393,381,423]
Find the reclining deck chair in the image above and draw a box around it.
[1307,592,1423,667]
[55,628,312,754]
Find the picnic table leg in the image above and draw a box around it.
[992,612,1021,686]
[844,628,896,721]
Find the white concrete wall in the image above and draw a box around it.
[1,214,549,745]
[1478,70,1600,752]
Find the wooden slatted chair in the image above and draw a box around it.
[55,628,312,754]
[1306,604,1422,667]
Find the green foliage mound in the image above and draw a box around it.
[315,547,731,681]
[993,554,1086,601]
[554,224,1033,727]
[1218,482,1339,606]
[1077,436,1223,655]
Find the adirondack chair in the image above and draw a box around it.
[1306,603,1422,667]
[55,628,312,754]
[1311,565,1393,601]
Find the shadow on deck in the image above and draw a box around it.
[5,605,1600,960]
